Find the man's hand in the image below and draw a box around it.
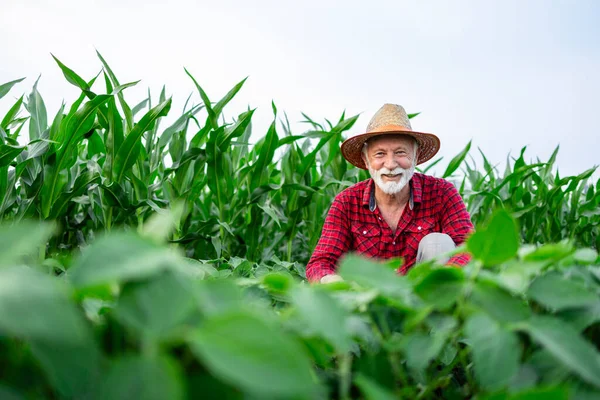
[320,274,344,284]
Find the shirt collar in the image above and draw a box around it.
[362,179,373,210]
[411,172,423,205]
[364,173,422,212]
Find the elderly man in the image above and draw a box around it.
[306,104,474,283]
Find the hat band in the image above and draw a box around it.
[366,124,417,134]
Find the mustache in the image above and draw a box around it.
[375,167,406,175]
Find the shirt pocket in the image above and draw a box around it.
[351,223,381,257]
[404,217,437,250]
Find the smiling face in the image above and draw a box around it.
[362,135,418,195]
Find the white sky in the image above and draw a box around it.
[1,0,599,177]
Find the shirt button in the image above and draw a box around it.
[363,230,367,235]
[393,241,396,245]
[418,226,422,231]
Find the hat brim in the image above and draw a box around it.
[341,129,440,170]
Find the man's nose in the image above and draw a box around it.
[383,154,397,169]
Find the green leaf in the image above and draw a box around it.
[0,144,25,167]
[114,272,196,340]
[49,172,100,219]
[178,258,218,280]
[30,340,103,398]
[509,386,569,400]
[0,385,23,400]
[68,232,181,290]
[492,260,545,294]
[101,182,130,209]
[51,54,91,93]
[439,342,458,365]
[21,138,52,161]
[1,95,24,130]
[419,156,444,174]
[401,331,447,372]
[354,374,397,400]
[189,312,319,397]
[213,77,248,118]
[41,94,111,218]
[132,98,149,116]
[442,140,471,178]
[528,350,571,384]
[0,221,55,267]
[291,285,353,352]
[98,355,184,400]
[96,50,134,130]
[49,101,65,144]
[193,279,244,317]
[414,268,465,309]
[113,98,172,182]
[217,109,254,148]
[468,209,520,265]
[471,280,531,323]
[141,203,184,244]
[262,272,294,294]
[338,254,416,306]
[570,385,600,400]
[508,365,538,392]
[157,104,202,148]
[574,248,599,264]
[257,202,282,228]
[25,77,48,141]
[527,272,598,310]
[522,242,574,262]
[249,118,279,191]
[184,68,216,128]
[0,77,25,100]
[0,266,92,344]
[331,114,360,133]
[0,166,17,215]
[111,80,140,95]
[186,374,242,400]
[558,302,600,331]
[211,235,222,258]
[103,95,124,180]
[520,316,600,389]
[465,313,520,390]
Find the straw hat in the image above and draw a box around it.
[341,104,440,170]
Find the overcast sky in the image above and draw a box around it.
[2,0,599,177]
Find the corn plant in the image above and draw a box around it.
[0,53,599,399]
[1,54,599,265]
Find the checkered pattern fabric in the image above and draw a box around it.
[306,173,474,282]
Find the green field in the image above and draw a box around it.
[0,54,599,399]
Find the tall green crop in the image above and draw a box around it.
[1,53,598,265]
[1,53,599,399]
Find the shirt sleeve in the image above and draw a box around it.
[305,195,352,282]
[440,182,474,267]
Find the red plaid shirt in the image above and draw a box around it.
[306,173,474,282]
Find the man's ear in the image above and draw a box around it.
[361,150,368,167]
[413,140,420,160]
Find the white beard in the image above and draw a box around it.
[367,162,415,195]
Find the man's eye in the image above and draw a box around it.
[395,151,405,155]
